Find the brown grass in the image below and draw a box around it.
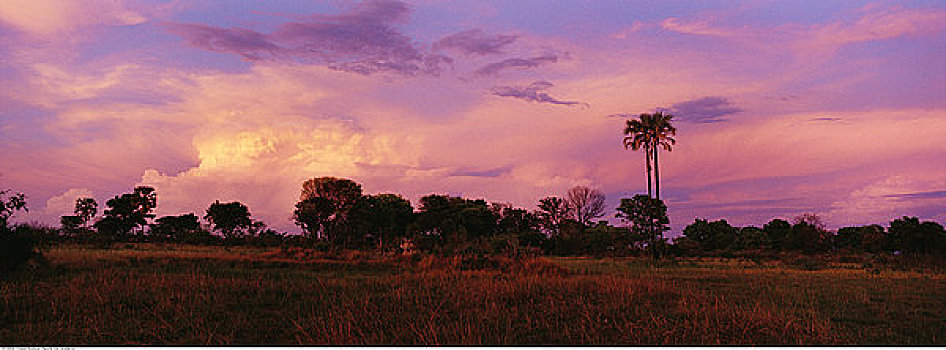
[1,244,942,345]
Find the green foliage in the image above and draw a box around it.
[204,201,253,240]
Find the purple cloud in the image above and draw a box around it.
[434,29,518,55]
[884,190,946,200]
[474,53,559,76]
[670,96,743,123]
[167,0,450,75]
[490,81,586,106]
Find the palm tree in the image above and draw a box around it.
[623,114,656,197]
[649,111,676,201]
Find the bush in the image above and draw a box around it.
[0,225,44,277]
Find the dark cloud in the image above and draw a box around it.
[810,117,843,122]
[167,23,283,61]
[167,0,451,76]
[490,81,586,106]
[450,166,511,178]
[474,53,559,76]
[669,96,743,123]
[883,190,946,200]
[434,29,518,55]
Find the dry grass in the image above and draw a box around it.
[1,244,943,345]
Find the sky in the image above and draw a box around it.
[1,0,945,235]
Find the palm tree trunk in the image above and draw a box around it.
[645,147,653,198]
[653,144,660,201]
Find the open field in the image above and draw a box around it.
[2,244,944,345]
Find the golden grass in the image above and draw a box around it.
[1,245,943,345]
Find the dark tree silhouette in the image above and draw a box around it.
[204,200,252,240]
[536,196,569,236]
[565,186,606,226]
[616,194,669,261]
[649,111,676,201]
[94,186,156,241]
[75,197,97,229]
[0,189,27,228]
[623,114,655,197]
[350,193,414,250]
[151,213,202,242]
[299,177,364,245]
[294,197,336,240]
[622,111,676,200]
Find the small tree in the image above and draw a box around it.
[204,201,252,241]
[616,194,669,261]
[151,213,202,243]
[565,186,606,227]
[75,197,98,229]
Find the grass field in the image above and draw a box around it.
[2,244,944,345]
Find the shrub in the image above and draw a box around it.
[0,225,43,277]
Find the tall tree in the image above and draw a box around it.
[0,189,27,228]
[204,201,252,240]
[299,177,364,244]
[623,114,655,197]
[649,111,676,201]
[565,186,606,226]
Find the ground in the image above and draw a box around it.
[1,244,944,345]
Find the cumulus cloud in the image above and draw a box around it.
[827,176,946,226]
[670,96,742,123]
[490,81,586,106]
[474,53,560,76]
[44,188,93,217]
[167,0,451,76]
[434,29,518,55]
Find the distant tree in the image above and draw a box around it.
[75,197,98,229]
[788,214,831,254]
[204,201,252,240]
[734,226,769,250]
[682,218,737,252]
[859,224,887,253]
[298,177,364,244]
[536,196,569,236]
[60,215,83,234]
[294,197,336,240]
[763,219,792,250]
[94,186,156,241]
[888,216,946,255]
[616,194,669,261]
[565,186,606,227]
[151,213,202,242]
[350,193,414,250]
[410,194,498,250]
[0,189,27,228]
